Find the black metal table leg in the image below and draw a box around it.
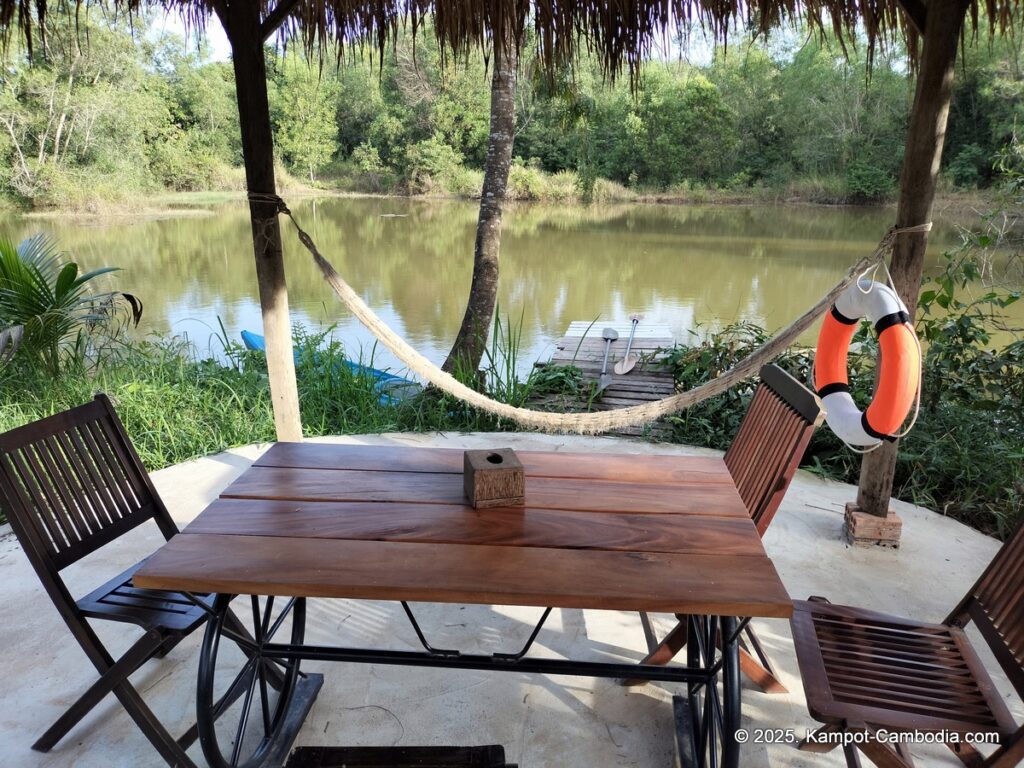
[719,616,741,768]
[676,616,742,768]
[196,594,323,768]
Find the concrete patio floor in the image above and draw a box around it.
[0,431,1018,768]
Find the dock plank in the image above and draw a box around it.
[564,321,673,338]
[533,321,679,440]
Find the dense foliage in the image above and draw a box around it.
[1,11,1022,208]
[0,234,140,375]
[664,189,1023,538]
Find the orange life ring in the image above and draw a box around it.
[814,280,921,447]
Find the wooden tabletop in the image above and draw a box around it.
[134,443,792,618]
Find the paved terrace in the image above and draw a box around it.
[0,432,1018,767]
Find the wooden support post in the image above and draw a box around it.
[854,0,969,530]
[214,0,303,442]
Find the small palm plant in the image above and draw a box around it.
[0,234,142,375]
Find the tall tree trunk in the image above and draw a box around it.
[215,1,303,441]
[442,38,518,375]
[856,0,969,515]
[51,62,74,165]
[1,115,30,182]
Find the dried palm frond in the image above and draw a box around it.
[1,0,1020,80]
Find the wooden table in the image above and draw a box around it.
[135,443,792,768]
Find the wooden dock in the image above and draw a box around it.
[535,321,678,438]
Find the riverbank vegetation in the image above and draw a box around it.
[663,270,1023,539]
[1,266,1019,534]
[1,9,1021,210]
[669,165,1023,538]
[1,198,1021,535]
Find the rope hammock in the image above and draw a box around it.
[256,192,930,435]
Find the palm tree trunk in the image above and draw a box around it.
[442,39,518,375]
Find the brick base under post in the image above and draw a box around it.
[844,503,902,548]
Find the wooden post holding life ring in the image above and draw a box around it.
[814,279,921,448]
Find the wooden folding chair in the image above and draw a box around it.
[0,394,213,767]
[633,364,824,693]
[791,523,1024,768]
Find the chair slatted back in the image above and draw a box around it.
[947,523,1024,698]
[0,394,176,572]
[724,365,824,536]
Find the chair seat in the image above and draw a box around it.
[791,599,1017,737]
[77,559,213,633]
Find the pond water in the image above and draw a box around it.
[2,197,1019,375]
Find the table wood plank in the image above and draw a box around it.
[222,466,747,517]
[254,443,733,486]
[184,499,764,556]
[133,534,793,618]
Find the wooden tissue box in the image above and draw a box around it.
[463,449,525,508]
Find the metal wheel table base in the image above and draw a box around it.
[197,594,323,768]
[196,596,742,768]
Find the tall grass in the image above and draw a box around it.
[0,321,527,487]
[0,338,276,472]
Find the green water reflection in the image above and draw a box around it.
[2,198,1017,373]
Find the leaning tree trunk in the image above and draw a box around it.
[215,1,303,442]
[856,0,970,516]
[441,39,519,376]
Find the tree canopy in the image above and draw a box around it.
[1,11,1020,208]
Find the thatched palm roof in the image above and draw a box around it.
[2,0,1020,76]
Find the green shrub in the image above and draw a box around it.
[947,144,990,188]
[317,145,404,195]
[404,136,473,196]
[149,132,224,191]
[662,249,1023,538]
[507,159,547,200]
[208,163,248,192]
[590,177,634,202]
[844,161,896,203]
[725,170,754,190]
[548,171,582,202]
[447,167,485,197]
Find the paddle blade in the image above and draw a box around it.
[614,354,638,375]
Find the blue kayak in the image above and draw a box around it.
[240,330,419,405]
